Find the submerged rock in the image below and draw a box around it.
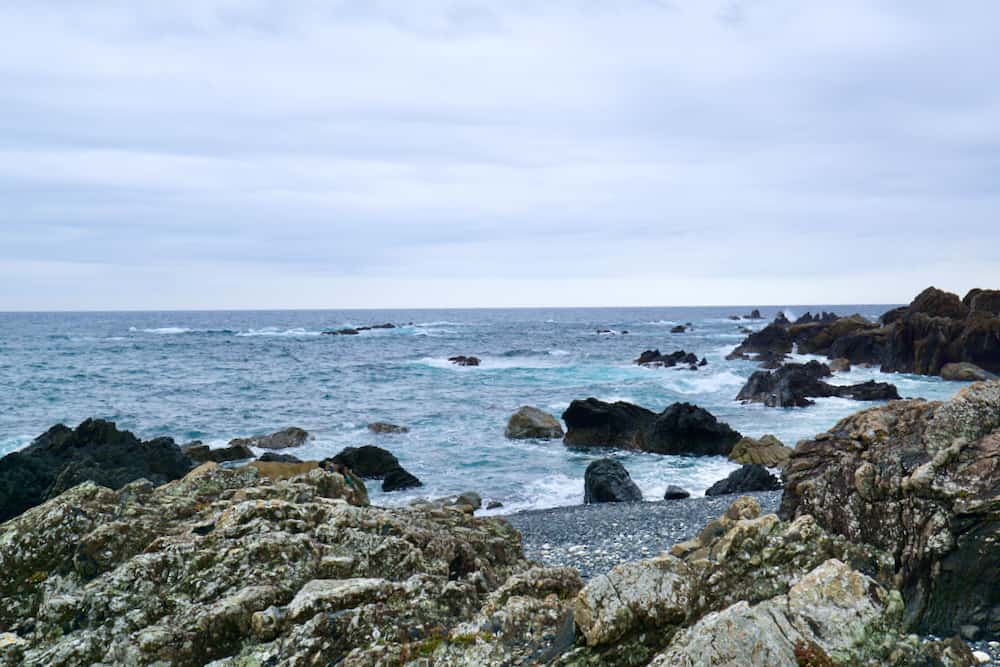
[328,445,422,492]
[563,398,741,456]
[448,355,481,366]
[728,435,792,469]
[780,380,1000,638]
[705,464,782,496]
[505,406,564,439]
[0,418,193,523]
[584,459,643,504]
[229,426,309,450]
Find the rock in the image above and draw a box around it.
[0,418,193,523]
[726,323,792,360]
[941,362,997,381]
[246,460,322,481]
[663,485,690,500]
[257,452,303,463]
[705,464,782,496]
[780,380,1000,637]
[448,355,481,366]
[728,435,792,469]
[229,427,309,450]
[486,500,503,510]
[505,406,564,439]
[670,325,687,333]
[562,399,741,456]
[965,289,1000,316]
[829,357,851,372]
[584,459,643,503]
[0,462,588,666]
[182,442,254,464]
[908,286,968,319]
[366,422,410,434]
[634,349,699,368]
[323,327,361,335]
[327,445,422,492]
[736,361,899,407]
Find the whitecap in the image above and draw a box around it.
[236,327,322,337]
[138,327,191,335]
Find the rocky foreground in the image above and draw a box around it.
[3,380,1000,665]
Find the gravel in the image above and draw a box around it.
[506,491,782,579]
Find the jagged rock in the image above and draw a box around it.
[663,485,690,500]
[705,464,782,495]
[780,380,1000,638]
[829,357,852,372]
[505,406,564,439]
[366,422,410,434]
[257,452,303,463]
[584,459,642,504]
[908,286,968,319]
[182,442,254,464]
[0,463,588,666]
[728,435,792,469]
[726,323,792,359]
[328,445,422,492]
[563,399,741,456]
[736,361,899,407]
[940,362,997,382]
[448,355,481,366]
[229,426,309,450]
[965,289,1000,315]
[0,419,193,523]
[635,349,698,368]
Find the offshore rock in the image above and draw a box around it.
[634,349,699,368]
[448,355,481,366]
[562,398,741,456]
[728,434,792,469]
[328,445,423,492]
[229,426,309,450]
[780,380,1000,638]
[367,421,410,434]
[0,463,587,667]
[0,418,193,523]
[705,464,782,496]
[505,406,565,439]
[182,441,254,464]
[736,361,899,407]
[583,459,643,504]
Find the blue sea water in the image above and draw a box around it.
[0,306,968,513]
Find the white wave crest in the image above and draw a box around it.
[236,327,322,337]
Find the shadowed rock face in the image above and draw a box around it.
[0,419,193,523]
[562,399,741,456]
[229,426,309,450]
[705,464,782,496]
[327,445,422,492]
[736,361,899,408]
[780,380,1000,638]
[584,459,642,504]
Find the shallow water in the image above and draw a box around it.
[0,306,968,512]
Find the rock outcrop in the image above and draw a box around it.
[736,361,900,407]
[229,426,310,450]
[584,459,643,504]
[328,445,422,492]
[663,485,690,500]
[705,464,782,496]
[563,399,741,456]
[182,441,254,463]
[728,435,792,468]
[448,355,481,367]
[634,349,698,368]
[780,380,1000,638]
[0,462,590,666]
[367,421,410,434]
[0,419,193,523]
[505,406,565,439]
[940,362,997,382]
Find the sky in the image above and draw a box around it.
[1,1,998,310]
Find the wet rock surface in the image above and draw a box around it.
[505,406,564,439]
[328,444,423,492]
[736,360,900,407]
[229,426,310,450]
[583,458,643,504]
[705,464,782,496]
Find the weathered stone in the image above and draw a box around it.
[366,422,410,434]
[229,426,309,450]
[327,445,422,492]
[941,362,997,382]
[182,442,254,463]
[728,435,792,469]
[584,459,642,504]
[505,406,564,439]
[663,485,690,500]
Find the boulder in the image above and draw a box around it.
[366,422,410,434]
[257,452,303,463]
[705,464,782,496]
[0,419,193,523]
[780,380,1000,637]
[726,323,792,359]
[505,406,564,439]
[634,349,698,368]
[327,445,422,492]
[829,357,851,372]
[663,485,690,500]
[448,355,481,366]
[229,427,309,450]
[941,362,997,382]
[728,435,792,469]
[736,361,899,407]
[182,442,254,464]
[584,459,643,503]
[562,398,741,456]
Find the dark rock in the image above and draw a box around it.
[505,406,564,439]
[773,312,790,326]
[749,309,762,319]
[634,349,698,368]
[229,427,309,450]
[829,357,852,372]
[327,445,422,493]
[965,289,1000,315]
[698,357,707,367]
[583,459,642,503]
[0,418,193,523]
[837,380,902,401]
[663,485,690,500]
[779,381,1000,637]
[486,500,503,510]
[562,399,741,456]
[881,306,909,325]
[736,361,899,407]
[257,452,303,463]
[726,323,792,360]
[907,286,968,319]
[182,442,254,464]
[367,422,410,434]
[705,464,781,496]
[448,355,481,366]
[670,325,687,333]
[323,327,361,335]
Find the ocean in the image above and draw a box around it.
[0,306,967,513]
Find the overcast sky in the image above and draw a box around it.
[1,1,998,310]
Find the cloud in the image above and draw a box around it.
[1,1,998,309]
